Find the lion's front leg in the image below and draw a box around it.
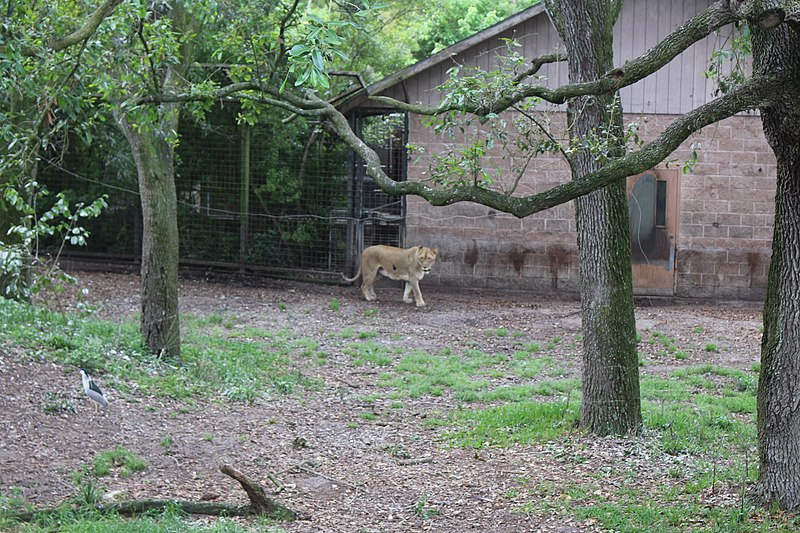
[405,280,426,307]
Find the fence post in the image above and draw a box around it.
[239,123,251,270]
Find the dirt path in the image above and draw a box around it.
[0,271,763,532]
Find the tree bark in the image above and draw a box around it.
[110,1,198,358]
[220,464,297,518]
[546,0,641,435]
[116,105,181,358]
[753,19,800,510]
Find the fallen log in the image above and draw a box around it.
[219,464,297,519]
[6,464,298,523]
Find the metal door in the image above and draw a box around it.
[627,168,680,295]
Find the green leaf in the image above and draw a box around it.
[311,49,325,71]
[289,44,309,57]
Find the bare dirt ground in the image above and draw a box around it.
[0,270,763,532]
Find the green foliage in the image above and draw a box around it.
[285,14,354,90]
[424,40,560,192]
[411,494,439,519]
[0,486,28,517]
[571,501,797,533]
[72,468,106,506]
[562,98,639,165]
[705,22,752,96]
[172,106,348,269]
[0,501,287,532]
[433,38,533,105]
[682,141,702,174]
[344,340,395,367]
[160,434,175,455]
[413,0,539,60]
[445,400,580,447]
[1,180,106,301]
[0,299,317,402]
[42,391,77,415]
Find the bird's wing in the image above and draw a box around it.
[88,380,104,396]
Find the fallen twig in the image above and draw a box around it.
[290,460,358,491]
[220,464,297,518]
[397,456,433,466]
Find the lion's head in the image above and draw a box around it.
[415,246,438,274]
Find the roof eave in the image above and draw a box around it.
[337,2,547,112]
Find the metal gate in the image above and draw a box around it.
[344,110,408,274]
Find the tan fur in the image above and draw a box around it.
[342,245,438,307]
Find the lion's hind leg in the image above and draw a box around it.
[402,282,414,304]
[360,269,379,301]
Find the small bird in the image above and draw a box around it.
[80,369,108,411]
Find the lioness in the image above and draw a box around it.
[342,245,438,307]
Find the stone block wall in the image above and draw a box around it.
[404,112,775,301]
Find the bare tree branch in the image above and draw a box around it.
[512,52,567,83]
[322,75,775,217]
[47,0,123,51]
[134,61,775,219]
[135,81,330,120]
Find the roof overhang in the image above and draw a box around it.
[335,2,548,113]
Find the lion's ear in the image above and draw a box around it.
[433,248,439,255]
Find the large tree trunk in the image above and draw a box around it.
[546,0,641,435]
[110,1,195,359]
[753,20,800,510]
[116,106,181,358]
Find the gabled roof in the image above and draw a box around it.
[336,2,547,111]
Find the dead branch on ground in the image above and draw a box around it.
[6,464,298,523]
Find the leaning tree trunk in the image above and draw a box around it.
[753,20,800,510]
[545,0,641,435]
[116,107,181,358]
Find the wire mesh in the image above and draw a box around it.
[35,105,407,279]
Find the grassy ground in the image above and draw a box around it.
[0,284,797,532]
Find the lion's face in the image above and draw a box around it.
[416,246,438,273]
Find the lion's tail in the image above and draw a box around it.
[341,266,361,284]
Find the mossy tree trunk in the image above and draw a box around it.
[111,1,197,358]
[116,103,181,358]
[545,0,641,435]
[753,18,800,510]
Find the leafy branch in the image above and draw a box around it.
[1,181,107,303]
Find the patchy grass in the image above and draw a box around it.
[0,501,289,532]
[0,295,778,532]
[0,299,317,403]
[343,340,396,367]
[89,447,148,478]
[444,400,580,447]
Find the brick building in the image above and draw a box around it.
[341,0,775,300]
